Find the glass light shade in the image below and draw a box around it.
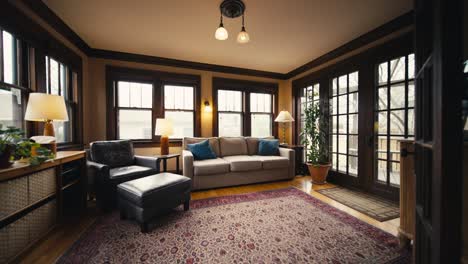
[274,111,295,123]
[24,93,69,122]
[155,118,174,136]
[237,29,250,44]
[215,26,228,40]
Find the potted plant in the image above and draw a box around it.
[300,101,331,184]
[0,125,24,168]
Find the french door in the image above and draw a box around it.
[372,54,415,199]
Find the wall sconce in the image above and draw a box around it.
[204,101,213,113]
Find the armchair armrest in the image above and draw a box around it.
[279,148,295,178]
[87,160,110,184]
[182,150,194,179]
[135,155,160,171]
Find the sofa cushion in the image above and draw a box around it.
[187,140,217,160]
[194,158,230,176]
[258,139,280,156]
[246,136,274,155]
[184,137,221,157]
[219,137,248,157]
[109,165,155,181]
[254,155,289,170]
[222,155,262,172]
[91,140,134,168]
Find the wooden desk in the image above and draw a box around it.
[0,151,86,263]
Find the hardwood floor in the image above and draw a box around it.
[18,176,400,264]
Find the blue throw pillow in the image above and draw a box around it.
[187,140,217,160]
[258,139,280,156]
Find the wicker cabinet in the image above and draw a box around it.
[0,151,86,263]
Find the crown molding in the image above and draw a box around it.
[20,1,414,80]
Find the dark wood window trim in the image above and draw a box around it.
[212,77,279,137]
[106,66,201,146]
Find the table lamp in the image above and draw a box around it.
[24,93,69,137]
[274,110,294,144]
[155,118,174,155]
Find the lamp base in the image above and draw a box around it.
[160,135,169,155]
[43,120,55,137]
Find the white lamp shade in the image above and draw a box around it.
[155,118,174,136]
[274,111,294,123]
[24,93,69,122]
[215,26,228,40]
[237,30,250,44]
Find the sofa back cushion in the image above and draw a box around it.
[183,137,221,157]
[219,137,248,157]
[90,140,134,168]
[246,136,274,155]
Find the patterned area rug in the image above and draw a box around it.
[317,187,400,222]
[57,188,409,263]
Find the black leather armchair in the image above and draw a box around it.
[87,140,160,210]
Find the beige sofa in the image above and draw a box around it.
[182,137,295,190]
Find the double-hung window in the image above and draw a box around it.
[45,56,77,143]
[108,66,200,143]
[0,30,27,130]
[214,78,278,137]
[164,85,195,139]
[116,81,153,140]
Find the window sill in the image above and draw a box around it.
[132,140,183,148]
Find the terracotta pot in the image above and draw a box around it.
[307,163,331,185]
[0,145,13,169]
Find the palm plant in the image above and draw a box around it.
[0,124,24,154]
[300,102,329,165]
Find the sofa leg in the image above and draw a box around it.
[140,222,149,233]
[183,200,190,211]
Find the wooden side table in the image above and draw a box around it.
[155,154,181,174]
[279,144,307,176]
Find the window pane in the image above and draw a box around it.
[389,110,405,135]
[348,135,358,155]
[219,113,242,136]
[408,81,415,107]
[251,114,271,137]
[60,64,68,98]
[165,111,194,139]
[118,81,130,107]
[49,58,59,95]
[0,88,23,129]
[377,160,387,183]
[338,135,347,154]
[389,162,400,185]
[338,154,347,173]
[250,93,271,113]
[349,156,358,176]
[378,62,388,85]
[378,111,388,134]
[338,75,347,94]
[349,92,358,113]
[129,82,142,107]
[331,97,337,114]
[390,83,405,109]
[349,114,358,134]
[349,72,358,92]
[332,153,337,170]
[2,31,16,85]
[390,57,405,82]
[338,95,347,114]
[408,54,415,79]
[141,84,153,108]
[338,115,347,134]
[331,115,337,133]
[118,110,152,139]
[218,90,242,112]
[331,134,337,152]
[376,136,387,159]
[332,78,337,95]
[378,88,388,110]
[408,109,415,135]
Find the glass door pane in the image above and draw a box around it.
[374,54,415,187]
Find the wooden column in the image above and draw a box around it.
[398,140,415,248]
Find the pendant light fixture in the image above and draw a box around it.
[237,14,250,44]
[215,12,228,40]
[214,0,249,44]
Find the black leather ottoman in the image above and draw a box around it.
[117,172,191,232]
